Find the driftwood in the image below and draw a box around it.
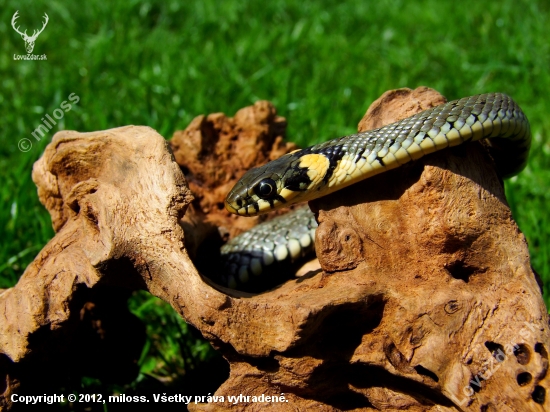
[0,88,548,411]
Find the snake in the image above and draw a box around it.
[219,93,531,291]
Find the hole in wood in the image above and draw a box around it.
[247,356,280,373]
[535,342,548,359]
[484,341,505,361]
[414,365,439,382]
[532,385,546,404]
[513,344,531,365]
[445,260,477,282]
[516,371,532,386]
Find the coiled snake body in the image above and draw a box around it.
[221,93,530,291]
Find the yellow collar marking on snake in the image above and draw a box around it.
[299,153,330,187]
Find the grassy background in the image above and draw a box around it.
[1,0,549,402]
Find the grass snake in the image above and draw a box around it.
[220,93,530,291]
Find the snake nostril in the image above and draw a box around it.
[236,198,244,207]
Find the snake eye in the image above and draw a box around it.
[254,178,277,199]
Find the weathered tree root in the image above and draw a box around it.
[0,89,548,411]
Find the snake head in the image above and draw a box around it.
[225,150,330,216]
[225,163,290,216]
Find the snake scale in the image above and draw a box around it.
[219,93,531,291]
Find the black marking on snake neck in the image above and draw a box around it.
[285,165,311,192]
[315,144,346,184]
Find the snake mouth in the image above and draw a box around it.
[224,194,251,216]
[225,198,281,216]
[224,199,239,214]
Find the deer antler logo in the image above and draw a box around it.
[11,11,49,54]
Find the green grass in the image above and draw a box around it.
[1,0,549,399]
